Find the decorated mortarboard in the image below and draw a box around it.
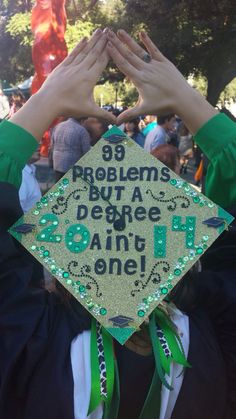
[9,126,234,345]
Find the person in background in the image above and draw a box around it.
[124,117,145,147]
[51,117,91,182]
[19,148,42,213]
[151,143,180,173]
[178,122,193,174]
[0,88,10,120]
[144,114,176,152]
[141,115,157,136]
[83,117,109,146]
[9,91,26,117]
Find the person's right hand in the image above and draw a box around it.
[107,30,218,134]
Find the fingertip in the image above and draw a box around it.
[117,29,125,37]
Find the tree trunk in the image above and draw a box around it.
[207,60,236,106]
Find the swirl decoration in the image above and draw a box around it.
[52,187,87,215]
[67,261,102,298]
[146,189,190,212]
[131,261,170,296]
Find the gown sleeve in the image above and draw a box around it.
[194,113,236,209]
[0,119,38,189]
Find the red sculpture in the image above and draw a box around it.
[31,0,68,155]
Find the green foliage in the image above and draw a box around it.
[65,20,95,51]
[6,12,32,46]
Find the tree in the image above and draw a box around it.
[1,0,126,85]
[125,0,236,105]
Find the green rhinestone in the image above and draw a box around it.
[76,280,81,285]
[79,285,85,293]
[52,269,56,274]
[193,196,200,203]
[170,179,177,185]
[203,244,207,249]
[138,309,145,317]
[196,247,203,254]
[51,264,56,270]
[168,284,173,289]
[168,274,174,280]
[142,298,148,304]
[41,197,48,204]
[208,202,214,208]
[174,268,181,276]
[178,258,183,263]
[66,279,72,285]
[100,307,107,316]
[40,246,45,250]
[199,202,204,207]
[161,287,168,295]
[87,302,94,310]
[65,220,70,224]
[33,210,40,215]
[203,235,209,241]
[62,271,69,278]
[59,190,64,195]
[147,296,153,303]
[43,250,50,257]
[31,245,36,251]
[36,203,42,209]
[40,218,46,225]
[62,178,69,185]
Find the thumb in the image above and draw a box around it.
[117,105,142,125]
[90,105,117,125]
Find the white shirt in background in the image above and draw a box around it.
[19,164,42,213]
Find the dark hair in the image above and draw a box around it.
[157,113,175,125]
[151,144,179,172]
[124,118,141,135]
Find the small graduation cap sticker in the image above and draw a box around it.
[109,315,134,328]
[12,223,36,234]
[9,126,234,344]
[202,217,225,228]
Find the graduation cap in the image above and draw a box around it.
[11,223,36,234]
[102,126,127,143]
[202,217,225,228]
[109,315,134,328]
[9,126,234,344]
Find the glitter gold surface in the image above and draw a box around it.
[9,127,234,344]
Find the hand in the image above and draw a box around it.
[107,30,218,133]
[41,29,115,122]
[11,29,116,141]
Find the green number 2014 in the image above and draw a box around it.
[36,214,90,253]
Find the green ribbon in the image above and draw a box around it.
[89,308,190,417]
[149,308,190,390]
[88,319,115,415]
